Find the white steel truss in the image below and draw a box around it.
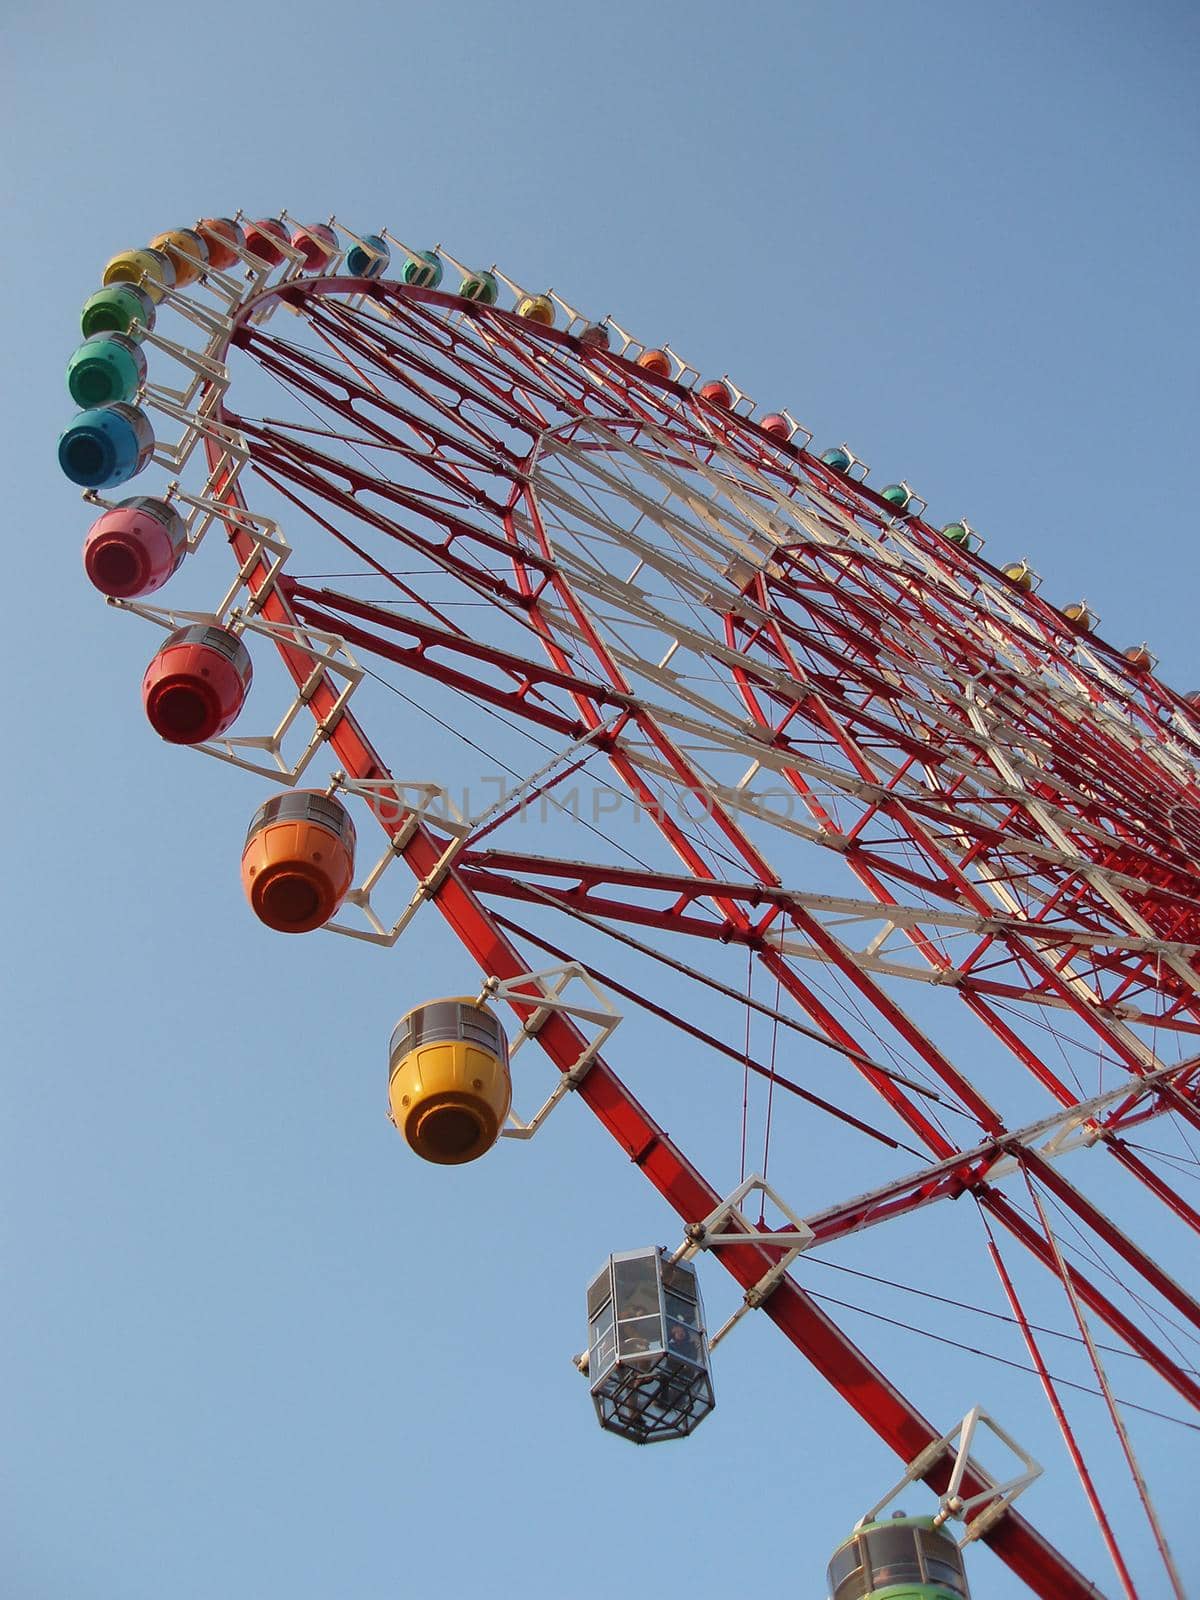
[858,1405,1043,1545]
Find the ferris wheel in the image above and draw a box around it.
[60,214,1200,1600]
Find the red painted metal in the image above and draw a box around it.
[226,287,1200,1165]
[987,1234,1139,1600]
[1019,1149,1200,1331]
[1022,1179,1188,1597]
[203,433,1102,1598]
[978,1189,1200,1410]
[180,271,1200,1598]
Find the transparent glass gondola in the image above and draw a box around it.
[584,1247,715,1444]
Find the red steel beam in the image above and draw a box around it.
[208,434,1106,1597]
[196,280,1119,1598]
[242,283,1200,1359]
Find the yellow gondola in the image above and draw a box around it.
[388,998,512,1165]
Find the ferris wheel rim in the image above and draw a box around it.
[65,224,1200,1599]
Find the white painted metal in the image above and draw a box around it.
[857,1404,1043,1545]
[480,963,622,1140]
[672,1172,816,1348]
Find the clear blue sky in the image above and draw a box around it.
[5,3,1199,1597]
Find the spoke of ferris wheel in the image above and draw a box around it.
[966,1139,1196,1331]
[544,444,1184,780]
[235,316,1164,780]
[240,363,1196,915]
[240,338,529,509]
[281,550,1159,877]
[276,569,1196,1056]
[539,593,1026,1140]
[1023,1179,1189,1598]
[961,686,1199,992]
[260,292,1184,787]
[985,1228,1142,1600]
[255,331,535,491]
[506,515,1199,1118]
[490,900,1200,1233]
[535,430,783,574]
[487,909,929,1156]
[251,265,1200,1203]
[490,890,955,1101]
[227,302,1200,1152]
[281,572,859,803]
[976,1181,1200,1410]
[284,655,997,1149]
[501,875,1198,1252]
[240,451,549,635]
[286,579,1199,1038]
[284,547,1196,934]
[255,464,558,654]
[336,291,565,435]
[239,325,531,501]
[299,309,540,476]
[793,1056,1196,1241]
[456,847,1199,974]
